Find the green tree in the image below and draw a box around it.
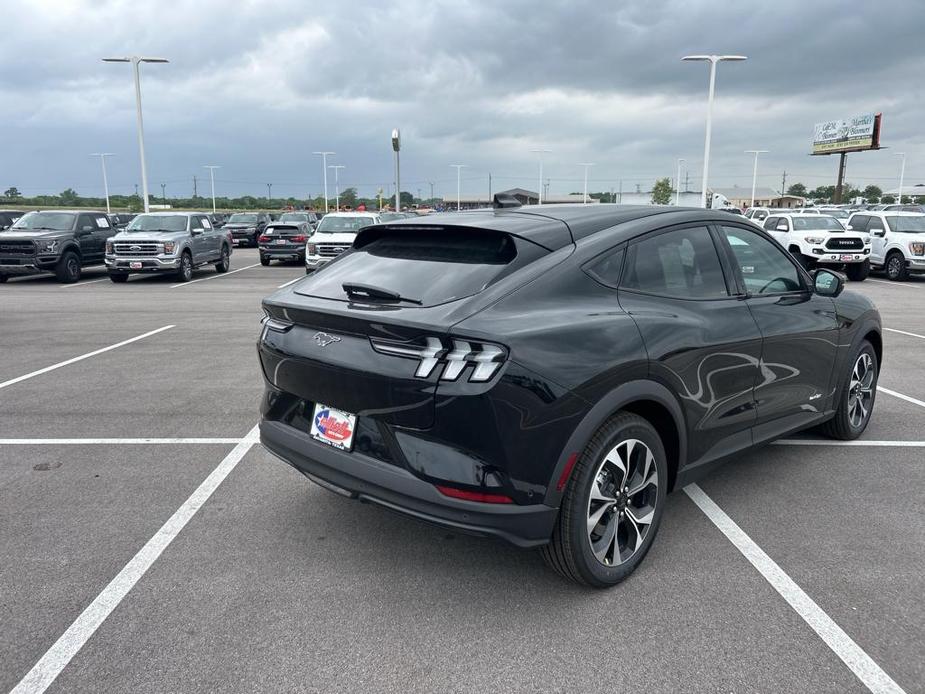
[861,185,882,202]
[399,191,414,207]
[339,187,358,208]
[786,182,807,197]
[650,177,672,205]
[59,188,79,204]
[3,187,21,198]
[881,195,896,204]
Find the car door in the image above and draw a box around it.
[763,216,788,245]
[199,215,220,259]
[717,224,839,440]
[76,214,101,261]
[865,216,889,263]
[189,216,208,262]
[616,224,763,468]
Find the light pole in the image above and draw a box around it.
[266,183,273,202]
[392,129,401,211]
[329,165,345,209]
[577,163,595,203]
[531,149,551,204]
[312,151,335,213]
[102,56,169,213]
[203,165,219,213]
[745,150,768,208]
[895,152,906,204]
[429,181,435,204]
[682,54,747,208]
[91,153,114,214]
[160,183,166,204]
[450,164,467,211]
[675,158,685,205]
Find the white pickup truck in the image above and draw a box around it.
[762,213,871,281]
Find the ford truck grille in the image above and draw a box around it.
[0,240,35,256]
[113,242,160,256]
[317,244,351,258]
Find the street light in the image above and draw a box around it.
[91,153,114,214]
[530,149,551,204]
[312,151,335,213]
[450,164,467,211]
[895,152,906,204]
[577,163,595,203]
[675,158,685,205]
[681,54,747,208]
[392,129,401,211]
[203,165,220,214]
[745,150,768,208]
[329,165,345,209]
[160,183,166,204]
[102,56,169,213]
[266,183,273,201]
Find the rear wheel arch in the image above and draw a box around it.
[545,380,687,507]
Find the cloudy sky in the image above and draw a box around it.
[2,0,924,200]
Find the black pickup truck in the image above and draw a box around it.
[0,210,116,283]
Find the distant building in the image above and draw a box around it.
[708,186,804,209]
[883,185,925,201]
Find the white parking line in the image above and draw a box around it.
[9,424,261,694]
[0,437,241,445]
[277,277,302,288]
[170,263,260,289]
[775,439,925,447]
[0,325,174,391]
[884,327,925,340]
[60,278,108,289]
[685,483,906,694]
[866,279,922,289]
[878,386,925,410]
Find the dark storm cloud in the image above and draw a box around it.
[1,0,923,199]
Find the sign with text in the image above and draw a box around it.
[812,113,881,155]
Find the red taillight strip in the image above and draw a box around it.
[435,485,513,504]
[555,453,579,492]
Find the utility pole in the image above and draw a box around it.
[266,183,273,201]
[134,183,139,197]
[618,179,623,204]
[193,175,198,198]
[160,183,166,204]
[488,172,492,201]
[781,170,788,201]
[429,181,435,203]
[684,170,690,192]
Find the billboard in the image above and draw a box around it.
[812,113,881,155]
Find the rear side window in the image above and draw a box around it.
[298,228,546,307]
[621,227,728,299]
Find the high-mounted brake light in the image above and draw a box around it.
[370,336,506,383]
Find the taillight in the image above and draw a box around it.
[258,235,269,243]
[435,485,513,504]
[291,235,307,243]
[370,336,507,383]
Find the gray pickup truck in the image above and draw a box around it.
[105,212,232,283]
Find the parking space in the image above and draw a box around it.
[1,264,921,693]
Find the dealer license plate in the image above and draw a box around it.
[130,261,142,269]
[276,239,287,244]
[840,254,854,262]
[309,403,357,451]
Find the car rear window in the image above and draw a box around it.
[296,228,546,307]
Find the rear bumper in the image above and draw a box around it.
[260,419,558,547]
[260,246,304,259]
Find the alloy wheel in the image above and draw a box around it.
[887,255,903,280]
[847,352,875,429]
[586,439,658,566]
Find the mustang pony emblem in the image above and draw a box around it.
[313,332,341,347]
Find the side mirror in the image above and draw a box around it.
[813,268,844,297]
[81,225,94,232]
[870,227,885,237]
[776,222,788,231]
[191,228,203,236]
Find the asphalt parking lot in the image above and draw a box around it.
[1,249,923,693]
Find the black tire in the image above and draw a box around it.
[215,246,230,273]
[252,233,260,248]
[260,254,271,267]
[845,260,870,282]
[108,272,129,283]
[819,340,878,440]
[791,248,812,271]
[175,251,193,282]
[541,412,667,588]
[885,251,908,281]
[55,251,81,283]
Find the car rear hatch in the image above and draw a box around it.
[259,222,561,429]
[261,224,306,247]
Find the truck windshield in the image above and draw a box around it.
[792,217,844,230]
[10,212,75,231]
[886,216,925,233]
[228,214,258,224]
[315,216,375,233]
[125,215,189,232]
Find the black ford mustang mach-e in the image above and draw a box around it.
[257,199,881,587]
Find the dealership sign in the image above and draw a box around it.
[812,113,882,155]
